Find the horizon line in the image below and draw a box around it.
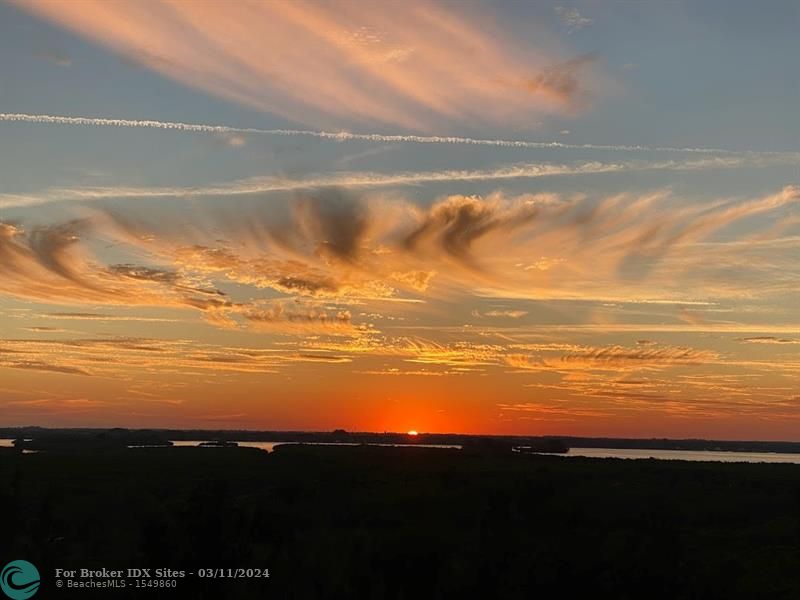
[3,425,800,445]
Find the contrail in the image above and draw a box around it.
[1,112,793,157]
[3,155,793,209]
[0,112,265,135]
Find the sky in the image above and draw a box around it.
[0,0,798,439]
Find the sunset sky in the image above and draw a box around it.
[1,0,798,438]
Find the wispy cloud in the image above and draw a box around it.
[4,361,93,376]
[0,336,362,379]
[0,220,232,311]
[243,302,359,336]
[42,312,179,323]
[738,336,800,345]
[473,309,529,319]
[5,156,797,210]
[554,6,592,33]
[4,185,797,316]
[506,344,718,373]
[498,401,608,421]
[15,0,599,130]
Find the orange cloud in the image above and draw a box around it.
[0,220,231,311]
[243,302,359,336]
[738,336,800,345]
[507,344,718,373]
[0,336,362,378]
[474,309,529,319]
[16,0,599,130]
[2,185,797,336]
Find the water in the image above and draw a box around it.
[7,438,800,462]
[0,439,37,453]
[4,438,459,452]
[169,441,280,451]
[167,441,462,452]
[564,447,800,464]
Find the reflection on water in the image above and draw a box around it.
[11,438,799,463]
[565,447,800,464]
[167,441,462,452]
[0,439,39,454]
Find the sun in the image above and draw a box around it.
[407,430,419,436]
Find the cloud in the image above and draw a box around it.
[291,189,371,262]
[0,337,277,377]
[220,134,246,148]
[3,361,93,376]
[0,219,233,312]
[1,185,797,328]
[497,401,607,420]
[521,54,595,108]
[389,270,436,292]
[243,302,358,335]
[558,345,717,366]
[554,6,592,32]
[293,354,352,363]
[615,185,800,280]
[5,155,797,210]
[738,336,800,344]
[0,334,381,381]
[15,0,601,130]
[42,312,179,322]
[356,367,458,376]
[172,246,396,301]
[402,339,501,367]
[507,344,718,372]
[404,194,540,267]
[304,335,503,368]
[26,219,94,285]
[473,309,529,318]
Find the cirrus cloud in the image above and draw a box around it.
[16,0,602,130]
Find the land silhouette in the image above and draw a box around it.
[2,429,800,598]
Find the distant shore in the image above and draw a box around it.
[3,426,800,455]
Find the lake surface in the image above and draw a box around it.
[0,439,459,452]
[6,439,800,463]
[0,438,33,446]
[169,441,462,451]
[565,447,800,464]
[0,439,37,453]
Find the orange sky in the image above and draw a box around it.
[1,0,799,439]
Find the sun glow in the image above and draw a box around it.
[407,430,419,436]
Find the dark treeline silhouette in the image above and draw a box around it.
[2,443,800,598]
[1,427,567,454]
[6,426,800,453]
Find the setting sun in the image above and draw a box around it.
[407,430,419,436]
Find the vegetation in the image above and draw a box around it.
[2,443,800,598]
